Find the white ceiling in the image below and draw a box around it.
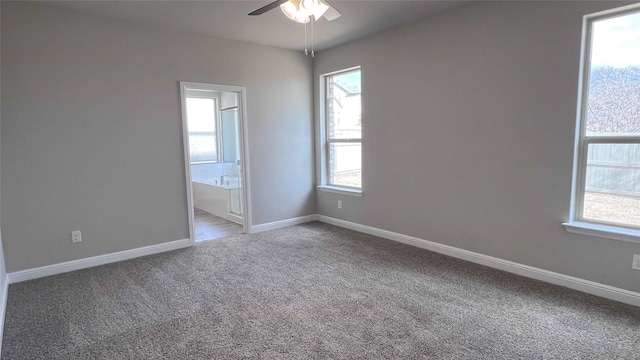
[49,0,470,52]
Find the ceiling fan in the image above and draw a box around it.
[249,0,342,23]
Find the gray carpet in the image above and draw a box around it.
[2,222,639,359]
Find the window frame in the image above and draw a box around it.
[564,3,640,244]
[318,66,363,197]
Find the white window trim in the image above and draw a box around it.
[317,66,362,195]
[563,221,640,244]
[317,185,363,197]
[564,3,640,244]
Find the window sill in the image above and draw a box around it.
[317,185,363,197]
[563,221,640,244]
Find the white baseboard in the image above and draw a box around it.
[0,273,8,355]
[249,214,318,234]
[4,215,639,308]
[7,238,192,284]
[0,229,8,356]
[317,215,640,307]
[227,213,244,225]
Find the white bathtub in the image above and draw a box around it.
[192,177,242,224]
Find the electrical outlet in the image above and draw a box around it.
[633,254,640,271]
[337,200,342,209]
[71,230,82,243]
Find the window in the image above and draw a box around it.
[566,5,640,241]
[185,96,219,163]
[322,68,362,192]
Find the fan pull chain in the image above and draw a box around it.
[304,23,308,56]
[311,19,314,58]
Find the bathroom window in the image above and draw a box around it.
[322,67,362,192]
[186,97,219,163]
[564,4,640,243]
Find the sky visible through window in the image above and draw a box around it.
[592,11,640,67]
[333,70,361,93]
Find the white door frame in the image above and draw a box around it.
[179,81,252,245]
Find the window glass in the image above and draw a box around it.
[578,9,640,229]
[329,143,362,188]
[583,143,640,227]
[186,97,218,162]
[586,11,640,136]
[328,70,362,140]
[326,69,362,189]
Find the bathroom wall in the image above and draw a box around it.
[191,163,237,184]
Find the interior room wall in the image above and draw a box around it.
[1,2,315,271]
[314,1,640,293]
[0,2,8,348]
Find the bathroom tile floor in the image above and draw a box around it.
[194,208,243,242]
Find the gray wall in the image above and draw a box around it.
[0,0,6,279]
[314,1,640,292]
[0,2,8,346]
[1,2,315,271]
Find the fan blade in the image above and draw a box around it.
[322,1,341,21]
[248,0,288,16]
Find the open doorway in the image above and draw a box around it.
[180,82,251,243]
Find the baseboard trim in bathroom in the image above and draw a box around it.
[249,215,318,234]
[228,213,244,225]
[7,238,192,284]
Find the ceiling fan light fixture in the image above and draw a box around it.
[294,12,310,24]
[267,0,335,57]
[281,0,328,23]
[280,0,299,21]
[300,0,315,14]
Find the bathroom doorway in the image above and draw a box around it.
[179,82,250,243]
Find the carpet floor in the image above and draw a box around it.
[2,222,639,359]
